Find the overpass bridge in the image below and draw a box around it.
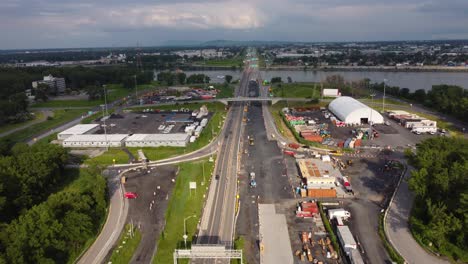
[216,96,314,105]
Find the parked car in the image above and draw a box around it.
[124,192,138,199]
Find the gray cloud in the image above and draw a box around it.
[0,0,467,49]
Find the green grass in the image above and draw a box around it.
[153,158,215,264]
[359,97,405,106]
[0,111,44,134]
[1,109,89,143]
[272,83,321,98]
[125,103,226,162]
[232,236,247,264]
[85,148,130,166]
[109,224,142,264]
[31,82,161,108]
[379,214,405,264]
[318,202,340,258]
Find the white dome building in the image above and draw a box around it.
[328,96,384,125]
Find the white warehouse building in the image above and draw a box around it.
[328,96,384,125]
[57,124,100,140]
[62,134,128,148]
[125,134,190,147]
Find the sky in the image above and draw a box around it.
[1,0,468,49]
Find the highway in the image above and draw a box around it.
[197,69,252,248]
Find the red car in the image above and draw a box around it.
[124,192,138,199]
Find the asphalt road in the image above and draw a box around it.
[385,163,450,264]
[197,69,252,248]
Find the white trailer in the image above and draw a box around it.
[194,126,203,137]
[336,225,357,253]
[412,126,437,135]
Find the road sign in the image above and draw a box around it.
[189,182,197,189]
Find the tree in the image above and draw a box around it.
[85,85,104,100]
[287,76,292,83]
[225,75,233,84]
[324,75,345,89]
[271,77,282,83]
[34,83,49,102]
[412,89,426,102]
[400,88,410,98]
[175,73,186,85]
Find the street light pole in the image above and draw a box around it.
[134,75,138,105]
[100,104,108,151]
[383,79,387,113]
[183,215,196,249]
[103,85,109,116]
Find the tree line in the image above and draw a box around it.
[0,66,154,125]
[408,137,468,261]
[371,83,468,122]
[0,143,107,263]
[156,72,212,86]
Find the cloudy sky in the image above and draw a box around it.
[1,0,468,49]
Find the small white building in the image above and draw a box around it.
[328,96,384,125]
[322,88,341,98]
[62,134,128,148]
[125,134,190,147]
[57,124,100,140]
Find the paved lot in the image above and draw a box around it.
[108,165,178,264]
[259,204,294,264]
[236,102,293,264]
[93,111,211,135]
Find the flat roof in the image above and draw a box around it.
[59,124,99,135]
[125,133,189,142]
[298,159,321,178]
[337,225,357,246]
[63,134,128,142]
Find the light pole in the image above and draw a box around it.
[103,84,109,116]
[370,92,376,138]
[382,79,387,113]
[183,215,196,249]
[100,104,109,151]
[134,75,138,105]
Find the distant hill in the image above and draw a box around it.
[160,39,294,47]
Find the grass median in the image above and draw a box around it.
[108,224,142,264]
[153,158,215,264]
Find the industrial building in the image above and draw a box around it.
[328,96,384,125]
[125,134,190,147]
[62,134,128,148]
[297,159,336,187]
[57,124,100,140]
[32,75,66,95]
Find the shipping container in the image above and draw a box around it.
[307,188,336,198]
[288,143,301,149]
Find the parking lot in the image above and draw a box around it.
[114,165,178,264]
[92,111,211,135]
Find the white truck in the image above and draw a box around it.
[328,208,351,220]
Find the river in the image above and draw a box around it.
[163,69,468,92]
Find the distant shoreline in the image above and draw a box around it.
[183,64,468,73]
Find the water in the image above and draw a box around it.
[168,69,468,92]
